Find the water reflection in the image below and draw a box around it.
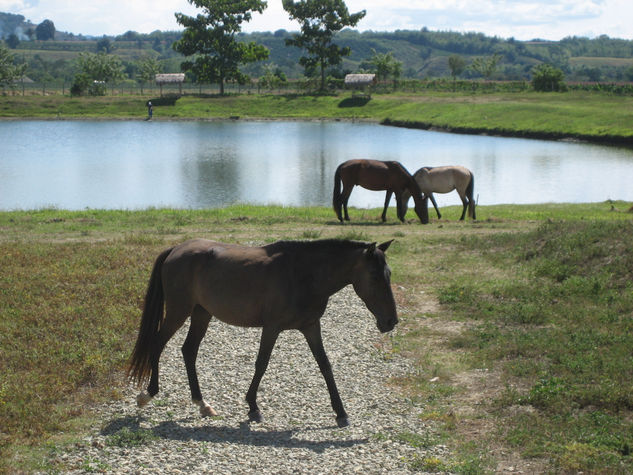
[0,120,632,210]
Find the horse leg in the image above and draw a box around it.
[138,304,189,408]
[341,184,354,221]
[300,321,349,427]
[395,193,405,222]
[458,192,468,220]
[245,326,281,423]
[429,193,441,219]
[381,190,392,222]
[182,305,216,417]
[459,197,468,221]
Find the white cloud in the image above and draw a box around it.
[2,0,631,40]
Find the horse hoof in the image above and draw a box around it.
[248,410,263,423]
[336,416,350,428]
[197,401,218,417]
[136,391,152,408]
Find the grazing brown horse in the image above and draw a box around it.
[399,165,476,220]
[127,238,398,428]
[333,159,429,224]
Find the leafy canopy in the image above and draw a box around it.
[173,0,269,94]
[532,63,567,92]
[283,0,365,91]
[0,43,26,88]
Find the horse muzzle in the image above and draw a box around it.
[378,316,398,333]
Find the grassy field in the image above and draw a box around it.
[1,202,633,473]
[2,90,633,144]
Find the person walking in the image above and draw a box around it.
[147,101,153,120]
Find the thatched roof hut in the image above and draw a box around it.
[155,73,185,96]
[344,74,376,87]
[155,73,185,84]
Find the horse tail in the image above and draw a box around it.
[127,247,173,387]
[332,164,343,221]
[466,172,475,218]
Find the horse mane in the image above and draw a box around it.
[263,239,370,255]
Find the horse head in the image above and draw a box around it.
[352,240,398,333]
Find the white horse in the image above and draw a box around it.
[396,165,476,220]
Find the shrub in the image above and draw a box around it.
[531,64,567,92]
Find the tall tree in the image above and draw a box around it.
[173,0,269,95]
[0,43,26,89]
[447,55,466,89]
[470,53,502,79]
[137,55,161,94]
[282,0,365,92]
[369,49,402,87]
[35,19,56,41]
[71,52,124,95]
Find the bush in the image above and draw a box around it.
[532,64,567,92]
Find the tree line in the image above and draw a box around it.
[2,0,633,93]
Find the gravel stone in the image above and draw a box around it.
[57,286,449,474]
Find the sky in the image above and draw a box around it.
[1,0,631,41]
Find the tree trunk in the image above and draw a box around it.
[320,59,326,92]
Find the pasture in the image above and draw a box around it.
[1,202,632,472]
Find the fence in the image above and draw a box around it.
[4,78,633,97]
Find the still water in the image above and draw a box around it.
[1,120,632,210]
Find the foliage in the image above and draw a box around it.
[173,0,269,95]
[447,55,466,80]
[137,55,161,90]
[71,52,124,96]
[35,19,55,41]
[0,42,26,88]
[282,0,365,91]
[531,63,567,92]
[367,48,402,84]
[469,53,502,79]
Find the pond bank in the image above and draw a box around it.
[2,91,632,147]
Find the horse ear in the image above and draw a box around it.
[366,242,377,256]
[378,239,394,253]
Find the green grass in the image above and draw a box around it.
[1,202,633,472]
[2,90,633,143]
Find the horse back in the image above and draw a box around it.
[339,159,407,190]
[161,239,327,329]
[417,165,472,193]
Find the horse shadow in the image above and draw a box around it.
[101,415,367,454]
[337,97,371,108]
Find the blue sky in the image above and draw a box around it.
[1,0,631,40]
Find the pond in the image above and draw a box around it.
[1,120,632,210]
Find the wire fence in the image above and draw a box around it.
[4,78,633,97]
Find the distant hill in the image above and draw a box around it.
[3,11,633,84]
[0,12,35,40]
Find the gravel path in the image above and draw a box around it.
[58,286,448,474]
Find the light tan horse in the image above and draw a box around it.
[398,165,476,220]
[127,238,398,428]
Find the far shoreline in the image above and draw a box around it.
[2,114,631,147]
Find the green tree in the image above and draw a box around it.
[470,53,502,79]
[448,55,466,81]
[282,0,365,92]
[0,43,26,89]
[531,63,566,92]
[137,55,161,94]
[6,33,20,49]
[369,49,402,87]
[71,52,124,96]
[173,0,269,95]
[35,19,56,41]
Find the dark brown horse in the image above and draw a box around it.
[332,159,429,224]
[127,238,398,428]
